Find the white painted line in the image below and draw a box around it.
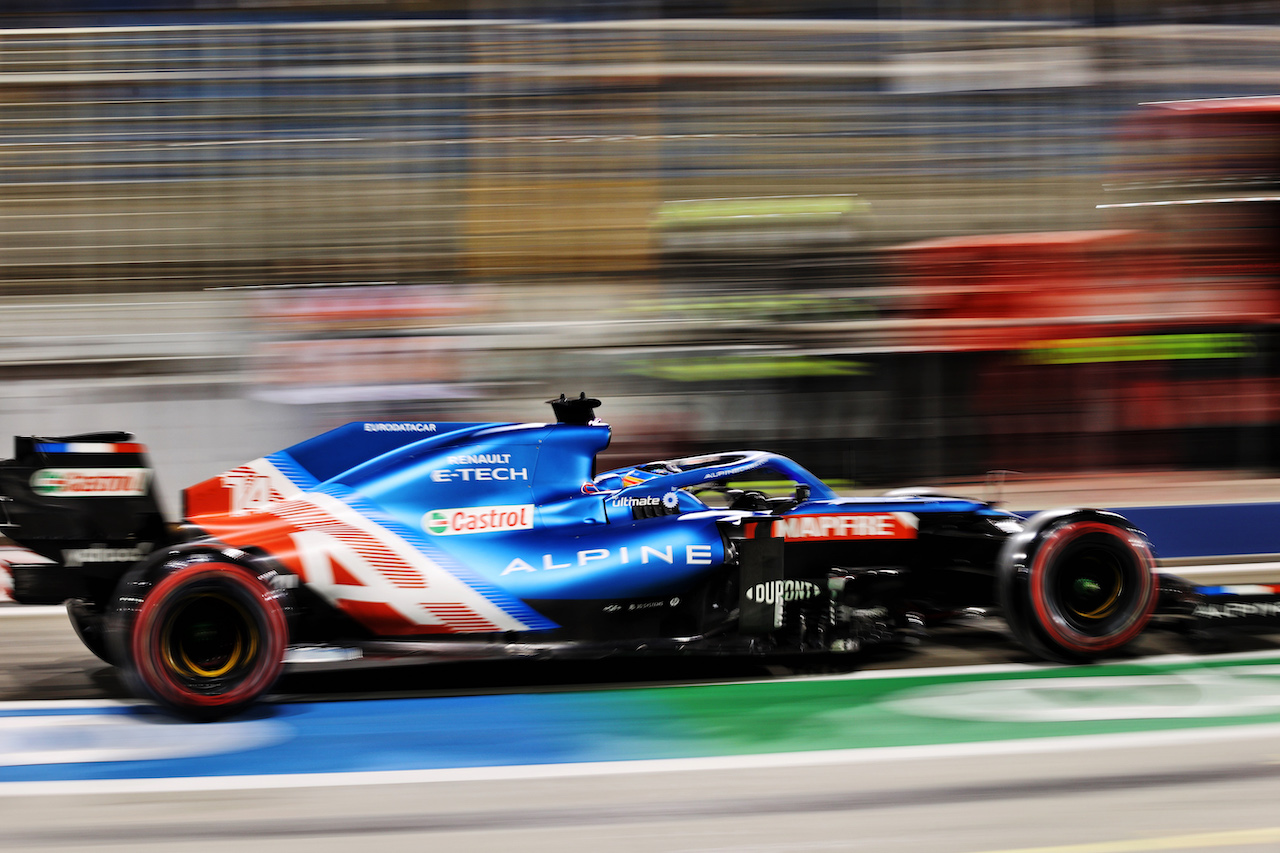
[0,605,66,618]
[1178,563,1280,580]
[0,714,288,767]
[0,699,138,712]
[3,721,1280,798]
[966,827,1280,853]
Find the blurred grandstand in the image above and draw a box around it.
[2,1,1280,506]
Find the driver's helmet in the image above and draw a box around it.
[591,467,661,491]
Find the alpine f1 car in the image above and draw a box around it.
[1,394,1274,720]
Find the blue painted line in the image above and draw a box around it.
[0,692,676,783]
[0,706,128,719]
[1106,504,1280,559]
[1012,503,1280,560]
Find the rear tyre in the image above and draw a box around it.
[110,558,287,721]
[67,599,115,665]
[998,509,1157,663]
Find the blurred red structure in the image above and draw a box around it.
[887,98,1280,472]
[892,228,1280,351]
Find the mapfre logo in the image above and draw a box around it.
[423,504,534,536]
[773,512,918,541]
[30,468,151,497]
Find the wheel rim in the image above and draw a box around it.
[1059,554,1124,623]
[160,592,260,682]
[130,562,287,713]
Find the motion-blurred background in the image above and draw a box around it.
[3,0,1279,509]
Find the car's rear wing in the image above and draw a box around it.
[0,433,169,604]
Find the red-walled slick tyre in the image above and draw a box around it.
[110,557,288,721]
[997,509,1157,664]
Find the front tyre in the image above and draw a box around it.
[998,509,1157,663]
[112,558,287,721]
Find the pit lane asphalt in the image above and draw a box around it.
[6,605,1280,853]
[0,609,1012,715]
[5,600,1275,706]
[6,727,1280,853]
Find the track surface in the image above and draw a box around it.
[6,607,1280,852]
[9,726,1280,853]
[2,603,1262,705]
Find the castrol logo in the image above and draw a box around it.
[30,468,151,498]
[423,504,534,536]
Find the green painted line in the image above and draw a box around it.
[616,653,1280,758]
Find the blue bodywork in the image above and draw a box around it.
[247,417,1008,619]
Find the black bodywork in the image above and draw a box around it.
[1,433,168,606]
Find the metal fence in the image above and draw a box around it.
[6,19,1279,292]
[3,18,1280,493]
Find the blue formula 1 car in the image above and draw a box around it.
[0,394,1261,720]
